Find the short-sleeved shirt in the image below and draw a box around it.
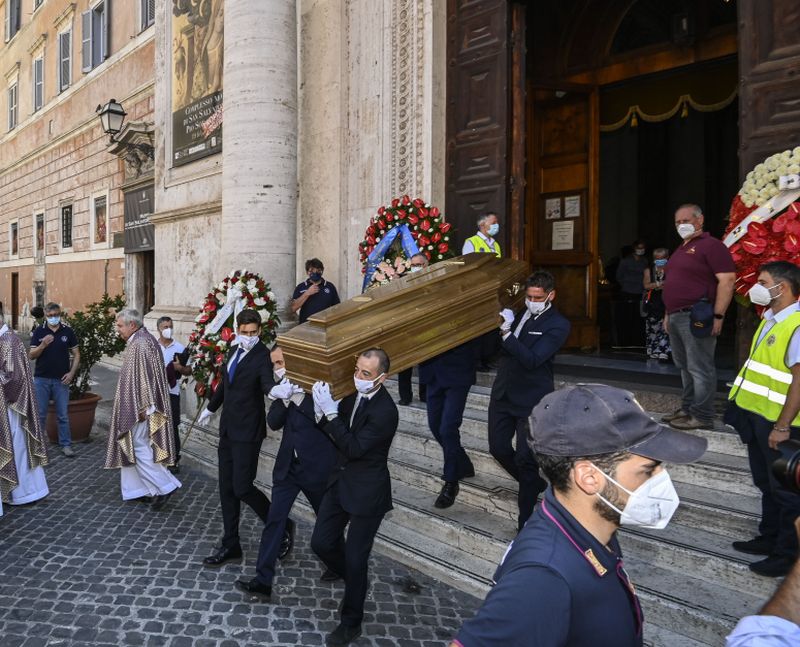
[454,488,643,647]
[662,232,736,313]
[159,339,186,397]
[292,279,340,324]
[756,303,800,367]
[30,323,79,379]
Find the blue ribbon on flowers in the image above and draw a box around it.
[362,224,420,292]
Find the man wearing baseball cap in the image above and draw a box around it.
[451,384,707,647]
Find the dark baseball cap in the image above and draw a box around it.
[528,384,707,463]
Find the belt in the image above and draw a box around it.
[670,307,692,314]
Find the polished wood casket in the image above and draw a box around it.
[278,253,529,398]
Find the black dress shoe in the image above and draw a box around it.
[135,496,153,504]
[279,519,295,560]
[749,554,795,577]
[326,622,362,646]
[168,463,181,475]
[398,398,411,406]
[202,545,243,567]
[151,492,173,511]
[320,568,343,582]
[235,577,272,599]
[434,481,459,509]
[732,536,776,556]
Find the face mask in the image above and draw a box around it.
[594,466,680,530]
[487,223,500,237]
[310,272,322,282]
[634,248,645,256]
[410,266,424,273]
[676,223,696,239]
[654,259,668,267]
[274,367,286,381]
[526,292,552,316]
[238,335,259,351]
[354,373,384,394]
[47,316,60,326]
[748,282,782,306]
[161,327,173,340]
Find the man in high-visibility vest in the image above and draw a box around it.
[462,213,502,257]
[728,260,800,578]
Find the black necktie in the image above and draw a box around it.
[354,397,368,421]
[228,348,244,382]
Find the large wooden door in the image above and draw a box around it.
[446,0,510,253]
[527,85,599,349]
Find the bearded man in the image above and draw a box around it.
[104,308,180,509]
[0,313,49,507]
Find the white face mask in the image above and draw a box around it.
[676,223,696,240]
[161,327,173,340]
[410,266,424,273]
[526,292,552,316]
[487,223,500,237]
[274,367,286,381]
[354,373,384,394]
[238,335,259,351]
[593,466,680,530]
[748,282,782,306]
[634,248,645,256]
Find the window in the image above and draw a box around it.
[35,212,44,257]
[32,56,43,112]
[93,194,107,245]
[82,1,109,72]
[58,29,71,92]
[7,82,17,131]
[141,0,154,30]
[10,221,18,256]
[4,0,20,42]
[61,204,72,248]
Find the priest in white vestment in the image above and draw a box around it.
[104,309,180,510]
[0,318,49,507]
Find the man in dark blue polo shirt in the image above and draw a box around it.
[452,384,708,647]
[29,302,80,457]
[291,258,341,324]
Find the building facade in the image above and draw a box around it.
[0,0,156,329]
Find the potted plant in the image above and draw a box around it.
[44,294,126,443]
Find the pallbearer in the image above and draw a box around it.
[103,309,180,509]
[0,313,49,506]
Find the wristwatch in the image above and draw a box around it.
[713,313,724,320]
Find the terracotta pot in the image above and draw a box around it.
[45,392,102,444]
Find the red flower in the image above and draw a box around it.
[419,207,428,217]
[785,233,800,254]
[413,198,423,208]
[424,250,432,260]
[377,219,385,229]
[741,237,767,255]
[378,206,385,215]
[367,225,375,235]
[391,199,400,208]
[397,210,406,220]
[440,222,452,233]
[195,383,206,398]
[220,327,234,342]
[431,207,440,217]
[432,232,442,243]
[367,235,376,246]
[407,214,419,225]
[787,220,800,235]
[438,243,449,254]
[199,313,210,324]
[203,301,217,313]
[748,222,768,238]
[402,195,411,205]
[420,220,431,231]
[417,235,430,247]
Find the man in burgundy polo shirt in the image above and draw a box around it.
[662,203,736,430]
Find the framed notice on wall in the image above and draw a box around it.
[552,221,574,250]
[564,195,581,218]
[171,0,224,167]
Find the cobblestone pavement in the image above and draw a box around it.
[0,367,481,647]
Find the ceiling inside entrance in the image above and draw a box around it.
[528,0,738,82]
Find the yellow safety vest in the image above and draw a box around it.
[467,234,502,258]
[730,311,800,425]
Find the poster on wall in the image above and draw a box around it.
[171,0,224,167]
[564,195,581,219]
[552,220,574,251]
[545,198,562,220]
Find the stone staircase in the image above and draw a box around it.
[182,373,780,647]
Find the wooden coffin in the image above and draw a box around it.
[278,253,529,398]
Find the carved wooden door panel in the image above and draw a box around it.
[527,85,599,349]
[446,0,510,253]
[738,0,800,177]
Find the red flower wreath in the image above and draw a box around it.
[359,196,454,271]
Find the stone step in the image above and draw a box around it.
[643,623,718,647]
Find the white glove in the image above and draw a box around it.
[270,378,296,401]
[312,381,340,417]
[197,407,213,425]
[290,383,305,397]
[499,308,515,332]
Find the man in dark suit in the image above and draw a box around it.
[418,338,480,508]
[489,270,571,530]
[235,345,337,598]
[197,309,289,566]
[310,348,399,647]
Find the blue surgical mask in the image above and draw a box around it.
[487,223,499,237]
[654,259,668,267]
[47,316,60,326]
[309,272,322,282]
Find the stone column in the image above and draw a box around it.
[221,0,298,313]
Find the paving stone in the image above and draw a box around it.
[0,366,481,645]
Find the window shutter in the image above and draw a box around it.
[101,1,109,60]
[9,0,18,37]
[34,58,43,111]
[4,2,10,42]
[81,11,92,72]
[147,0,155,27]
[60,30,71,90]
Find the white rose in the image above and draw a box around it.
[793,147,800,157]
[217,281,226,291]
[755,163,767,174]
[748,188,759,199]
[746,171,754,181]
[247,279,257,290]
[789,164,800,174]
[254,297,266,306]
[259,309,270,322]
[768,185,780,197]
[743,196,755,207]
[267,291,276,301]
[781,151,792,162]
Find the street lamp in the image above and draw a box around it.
[96,99,127,139]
